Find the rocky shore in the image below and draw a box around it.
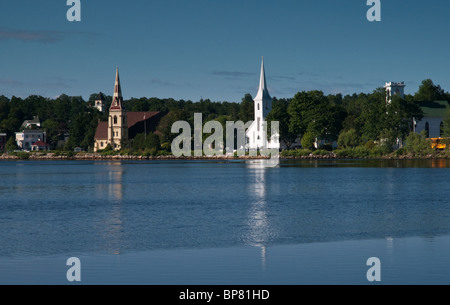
[1,151,449,161]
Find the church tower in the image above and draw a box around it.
[246,57,275,150]
[384,82,405,104]
[253,57,273,148]
[94,92,105,113]
[108,67,128,151]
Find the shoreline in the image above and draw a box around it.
[1,152,449,161]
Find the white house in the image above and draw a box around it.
[245,58,280,151]
[15,130,46,151]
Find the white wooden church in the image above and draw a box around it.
[245,58,280,151]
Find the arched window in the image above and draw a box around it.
[425,122,430,138]
[257,103,260,111]
[114,116,118,125]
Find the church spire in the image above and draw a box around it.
[110,67,124,110]
[255,57,272,101]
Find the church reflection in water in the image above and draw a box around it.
[245,160,275,271]
[95,162,125,255]
[108,163,124,201]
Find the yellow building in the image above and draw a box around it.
[94,68,164,152]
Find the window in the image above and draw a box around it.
[257,103,260,111]
[100,142,104,147]
[114,116,118,124]
[257,117,260,132]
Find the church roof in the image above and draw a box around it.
[417,100,449,117]
[94,111,162,140]
[127,111,160,129]
[254,57,272,102]
[94,121,108,140]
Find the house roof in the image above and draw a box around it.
[417,100,449,117]
[32,141,49,147]
[21,116,41,128]
[94,121,108,140]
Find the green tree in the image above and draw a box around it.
[42,119,59,149]
[157,109,190,144]
[386,95,424,141]
[65,111,100,151]
[238,94,254,123]
[442,107,450,137]
[359,87,391,142]
[301,131,316,150]
[288,90,346,142]
[414,79,446,102]
[266,98,296,148]
[5,137,17,152]
[337,128,360,148]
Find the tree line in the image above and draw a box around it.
[1,78,449,153]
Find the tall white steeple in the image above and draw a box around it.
[252,57,272,148]
[254,57,272,120]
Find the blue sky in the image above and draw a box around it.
[1,0,450,103]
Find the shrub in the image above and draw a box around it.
[365,140,376,150]
[161,142,171,152]
[335,146,370,159]
[318,144,333,151]
[404,131,432,155]
[312,149,329,156]
[394,147,406,157]
[14,152,30,160]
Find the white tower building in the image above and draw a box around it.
[246,58,278,150]
[385,82,405,103]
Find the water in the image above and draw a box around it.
[1,159,450,284]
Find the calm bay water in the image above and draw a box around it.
[1,159,450,284]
